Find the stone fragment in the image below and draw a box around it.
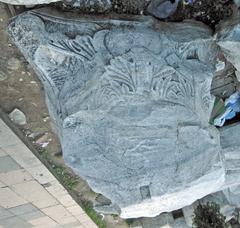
[236,71,240,82]
[7,8,240,219]
[220,122,240,149]
[147,0,179,19]
[141,213,174,227]
[0,70,7,81]
[9,108,27,125]
[0,0,60,5]
[217,15,240,72]
[172,217,189,228]
[182,204,196,227]
[7,57,21,71]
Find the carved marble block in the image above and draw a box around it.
[8,9,238,218]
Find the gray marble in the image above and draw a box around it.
[217,15,240,74]
[7,8,240,218]
[147,0,179,19]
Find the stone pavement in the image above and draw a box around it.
[0,118,98,228]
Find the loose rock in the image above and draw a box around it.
[7,57,21,71]
[0,70,7,81]
[217,16,240,72]
[9,108,27,125]
[147,0,179,19]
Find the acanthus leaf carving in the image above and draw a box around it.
[95,49,195,109]
[50,35,97,61]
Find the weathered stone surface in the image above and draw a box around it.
[140,213,174,228]
[7,57,21,71]
[217,15,240,73]
[172,217,189,228]
[0,0,59,5]
[7,8,240,218]
[9,108,27,125]
[147,0,179,19]
[182,203,197,227]
[220,122,240,149]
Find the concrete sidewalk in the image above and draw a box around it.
[0,118,98,228]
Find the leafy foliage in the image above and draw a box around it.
[82,201,106,228]
[193,202,227,228]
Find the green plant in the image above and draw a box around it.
[40,150,78,191]
[125,218,135,225]
[51,164,78,191]
[82,201,106,228]
[193,202,227,228]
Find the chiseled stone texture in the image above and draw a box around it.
[8,8,237,218]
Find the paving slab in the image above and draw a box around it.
[0,118,97,227]
[0,120,22,148]
[26,165,55,185]
[0,148,6,157]
[0,216,33,228]
[67,205,85,216]
[0,181,6,188]
[0,207,13,220]
[3,143,42,169]
[0,187,27,208]
[20,210,45,222]
[0,169,32,186]
[12,180,58,209]
[28,216,57,227]
[45,180,68,198]
[58,194,77,207]
[9,203,38,216]
[0,155,21,173]
[42,204,78,224]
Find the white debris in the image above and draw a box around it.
[0,70,7,81]
[7,57,21,71]
[215,60,225,72]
